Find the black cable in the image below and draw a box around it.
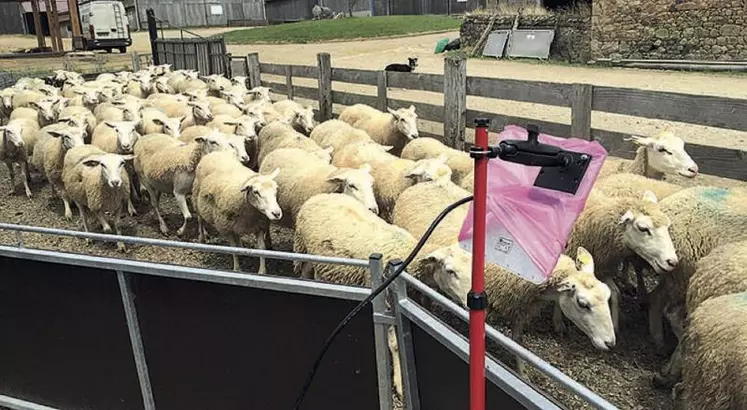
[293,195,475,409]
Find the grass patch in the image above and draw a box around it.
[223,15,461,44]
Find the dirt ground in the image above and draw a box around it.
[1,29,746,410]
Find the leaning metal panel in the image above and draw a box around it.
[506,29,556,60]
[482,30,510,58]
[0,257,144,410]
[132,273,379,409]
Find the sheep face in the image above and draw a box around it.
[423,244,472,307]
[388,105,419,139]
[629,128,698,178]
[154,77,174,94]
[152,117,185,138]
[120,104,142,123]
[187,100,214,124]
[224,117,258,141]
[241,168,282,221]
[83,153,135,188]
[59,115,87,130]
[75,88,100,108]
[328,163,378,214]
[226,134,251,166]
[105,121,140,154]
[293,106,316,134]
[310,147,334,163]
[555,248,616,351]
[619,190,678,274]
[48,126,86,150]
[1,122,25,148]
[221,90,245,107]
[405,156,452,183]
[231,76,249,91]
[195,131,234,157]
[248,87,271,103]
[36,85,59,97]
[242,104,267,129]
[1,91,14,112]
[31,99,60,125]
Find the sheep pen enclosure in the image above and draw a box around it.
[1,31,747,409]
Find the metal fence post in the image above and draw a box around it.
[369,254,394,410]
[389,259,421,410]
[117,271,156,410]
[131,51,141,71]
[444,55,467,151]
[317,52,333,121]
[247,52,261,89]
[146,8,159,65]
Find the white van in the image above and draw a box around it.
[79,0,132,53]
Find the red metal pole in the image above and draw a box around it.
[469,119,489,410]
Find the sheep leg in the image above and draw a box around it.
[144,183,168,235]
[653,341,684,390]
[552,303,567,335]
[603,276,621,333]
[256,229,267,275]
[20,161,31,198]
[75,202,91,245]
[388,326,403,399]
[228,233,241,272]
[263,225,273,250]
[173,175,193,237]
[511,319,528,379]
[4,160,15,195]
[114,206,126,252]
[647,280,667,352]
[97,212,113,233]
[197,215,207,243]
[58,183,73,221]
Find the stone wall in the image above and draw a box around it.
[592,0,747,60]
[460,14,592,63]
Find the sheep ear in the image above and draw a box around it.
[436,153,448,163]
[104,121,117,129]
[359,163,371,173]
[381,145,394,152]
[187,101,197,107]
[326,170,346,183]
[557,279,576,293]
[408,105,416,112]
[642,190,658,204]
[48,130,65,138]
[194,136,207,143]
[73,89,85,95]
[625,135,654,148]
[223,120,240,126]
[267,167,280,180]
[405,166,423,179]
[121,154,136,161]
[619,210,634,225]
[28,101,41,110]
[575,247,595,274]
[323,146,334,155]
[151,118,164,126]
[82,158,101,167]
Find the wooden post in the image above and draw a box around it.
[67,0,82,37]
[50,0,63,51]
[30,0,46,49]
[42,0,57,52]
[571,83,593,140]
[246,52,261,89]
[285,65,293,100]
[132,51,141,71]
[317,52,332,121]
[444,56,467,150]
[377,71,388,112]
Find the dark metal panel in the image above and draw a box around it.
[0,3,26,35]
[133,274,379,410]
[0,257,144,410]
[411,323,533,410]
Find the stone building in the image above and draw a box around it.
[591,0,747,60]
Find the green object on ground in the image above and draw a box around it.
[223,15,461,44]
[434,37,449,53]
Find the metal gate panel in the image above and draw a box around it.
[506,29,555,60]
[482,30,510,58]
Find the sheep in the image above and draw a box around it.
[28,97,64,127]
[203,74,233,97]
[179,126,214,141]
[401,137,474,187]
[230,76,249,92]
[643,186,747,351]
[272,99,316,135]
[9,107,40,124]
[139,108,185,138]
[333,142,453,222]
[592,173,684,201]
[90,120,141,215]
[673,292,747,410]
[133,131,235,236]
[61,145,134,251]
[211,102,244,118]
[193,154,281,273]
[653,240,747,390]
[292,193,473,289]
[10,89,45,110]
[597,126,698,180]
[178,129,252,167]
[148,96,190,118]
[259,147,377,228]
[0,118,40,198]
[183,88,227,109]
[59,105,98,140]
[31,123,88,219]
[338,104,419,156]
[207,114,260,140]
[443,246,615,378]
[309,119,374,153]
[68,88,101,111]
[256,120,328,167]
[245,86,271,105]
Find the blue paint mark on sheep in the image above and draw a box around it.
[699,187,729,203]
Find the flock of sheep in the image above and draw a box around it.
[0,64,745,409]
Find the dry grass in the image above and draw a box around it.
[467,0,591,17]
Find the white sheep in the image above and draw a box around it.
[178,129,252,167]
[59,105,98,140]
[597,126,698,180]
[245,86,271,105]
[28,97,65,127]
[401,137,474,187]
[31,123,88,219]
[674,291,747,410]
[203,74,233,97]
[10,89,45,110]
[61,145,134,251]
[68,87,101,111]
[0,118,40,198]
[181,100,215,128]
[256,120,327,167]
[272,99,316,135]
[333,142,452,222]
[139,107,185,138]
[133,131,235,236]
[309,119,373,153]
[230,76,249,92]
[338,104,419,156]
[193,153,281,273]
[207,114,259,140]
[593,173,684,201]
[259,147,377,227]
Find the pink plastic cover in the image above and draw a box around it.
[458,125,608,284]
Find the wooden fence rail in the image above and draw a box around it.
[229,53,747,181]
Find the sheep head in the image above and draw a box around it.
[74,88,100,109]
[387,105,419,139]
[226,133,251,166]
[231,76,249,91]
[187,100,214,124]
[618,190,678,274]
[104,121,140,154]
[247,86,271,103]
[310,146,334,163]
[224,116,258,141]
[151,116,184,138]
[82,153,135,189]
[405,156,452,183]
[0,122,24,148]
[241,168,282,221]
[47,125,86,150]
[626,126,698,178]
[422,244,472,307]
[30,98,60,125]
[553,247,616,351]
[292,105,316,135]
[327,163,378,214]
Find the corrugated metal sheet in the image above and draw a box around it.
[1,3,27,34]
[139,0,264,27]
[265,0,312,22]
